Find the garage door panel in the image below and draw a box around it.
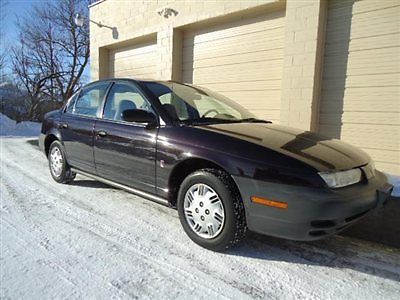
[319,0,400,174]
[183,10,285,120]
[326,20,399,43]
[364,149,400,165]
[112,43,156,58]
[109,40,157,79]
[252,110,280,122]
[183,27,284,48]
[325,33,400,54]
[320,112,400,126]
[187,60,283,77]
[113,56,156,72]
[183,37,284,61]
[198,81,282,92]
[185,22,284,46]
[184,10,285,43]
[328,0,399,12]
[324,47,400,69]
[340,128,399,151]
[319,124,400,151]
[321,87,400,113]
[322,73,399,90]
[328,4,400,22]
[113,69,156,78]
[221,91,281,108]
[375,162,399,175]
[184,50,283,70]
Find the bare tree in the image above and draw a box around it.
[0,0,8,75]
[11,0,90,120]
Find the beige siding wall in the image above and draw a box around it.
[319,0,400,174]
[182,9,285,122]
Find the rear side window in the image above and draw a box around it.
[74,83,109,117]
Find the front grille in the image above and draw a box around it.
[310,220,336,229]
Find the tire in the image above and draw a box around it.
[48,140,76,184]
[177,168,246,251]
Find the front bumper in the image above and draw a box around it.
[233,171,393,241]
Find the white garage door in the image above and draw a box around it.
[109,40,157,79]
[319,0,400,174]
[182,9,285,122]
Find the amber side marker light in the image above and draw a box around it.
[250,196,288,210]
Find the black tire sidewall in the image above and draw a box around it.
[48,141,70,183]
[177,170,244,251]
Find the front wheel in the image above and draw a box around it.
[48,140,75,184]
[177,169,246,251]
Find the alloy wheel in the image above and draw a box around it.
[183,183,225,239]
[50,146,63,177]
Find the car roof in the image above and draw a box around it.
[85,78,175,86]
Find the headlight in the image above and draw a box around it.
[318,168,362,188]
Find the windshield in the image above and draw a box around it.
[144,82,258,124]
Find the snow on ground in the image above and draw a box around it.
[1,137,400,300]
[0,113,41,137]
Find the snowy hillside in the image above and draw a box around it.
[0,113,41,137]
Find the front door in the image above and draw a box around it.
[94,81,158,193]
[61,82,110,174]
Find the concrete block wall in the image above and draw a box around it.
[280,0,328,131]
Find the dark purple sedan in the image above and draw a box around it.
[39,79,393,251]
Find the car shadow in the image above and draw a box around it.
[26,138,40,149]
[69,179,116,190]
[226,231,400,282]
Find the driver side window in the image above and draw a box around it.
[103,82,153,121]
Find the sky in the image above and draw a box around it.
[1,0,90,80]
[3,0,37,43]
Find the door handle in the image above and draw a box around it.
[61,123,68,129]
[97,130,107,137]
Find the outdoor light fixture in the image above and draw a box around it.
[157,7,178,18]
[74,13,85,27]
[74,13,118,39]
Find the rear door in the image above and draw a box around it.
[94,81,158,193]
[61,82,111,174]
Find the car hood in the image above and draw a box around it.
[198,123,370,172]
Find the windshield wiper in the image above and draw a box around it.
[181,117,240,126]
[182,117,272,126]
[238,118,272,124]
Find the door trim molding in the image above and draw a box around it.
[71,168,170,206]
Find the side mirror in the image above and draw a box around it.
[121,109,157,126]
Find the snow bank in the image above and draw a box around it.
[386,174,400,198]
[0,113,41,137]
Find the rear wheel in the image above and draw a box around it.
[48,140,75,184]
[177,169,246,251]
